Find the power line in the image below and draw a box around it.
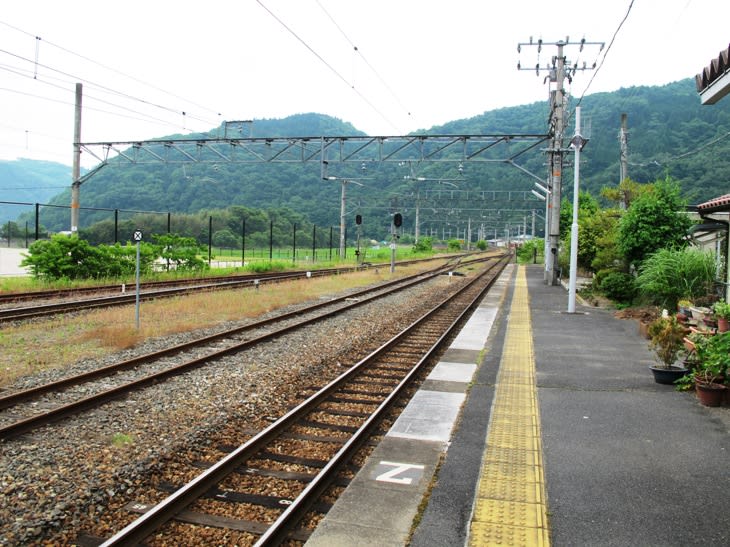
[314,0,416,127]
[0,19,224,121]
[574,0,635,109]
[256,0,401,133]
[0,46,219,129]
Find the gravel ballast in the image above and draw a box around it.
[0,273,465,545]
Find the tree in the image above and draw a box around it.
[152,233,208,271]
[559,191,599,237]
[212,228,239,249]
[617,177,693,268]
[600,177,651,209]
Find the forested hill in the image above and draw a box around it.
[436,78,730,204]
[0,159,74,224]
[7,80,730,232]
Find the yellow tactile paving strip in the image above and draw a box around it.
[469,266,550,546]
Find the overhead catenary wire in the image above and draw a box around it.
[0,19,224,122]
[314,0,416,127]
[256,0,402,134]
[0,46,218,129]
[573,0,635,110]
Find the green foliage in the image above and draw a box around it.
[648,315,687,368]
[589,210,624,273]
[9,81,730,242]
[600,178,652,209]
[20,234,156,280]
[152,233,208,271]
[692,331,730,383]
[559,191,599,237]
[635,247,717,310]
[475,240,487,251]
[712,299,730,320]
[412,237,433,253]
[599,271,637,304]
[245,260,289,273]
[617,177,693,268]
[516,239,543,264]
[447,239,461,251]
[559,192,618,274]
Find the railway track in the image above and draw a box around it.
[0,254,497,440]
[73,253,510,546]
[0,269,345,323]
[0,255,463,323]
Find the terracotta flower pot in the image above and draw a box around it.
[696,382,727,407]
[718,317,730,333]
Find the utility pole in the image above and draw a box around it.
[531,209,536,239]
[619,113,629,209]
[547,44,566,286]
[518,37,604,285]
[70,83,82,233]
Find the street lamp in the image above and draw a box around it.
[568,106,589,313]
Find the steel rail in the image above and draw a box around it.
[0,255,469,322]
[0,254,466,305]
[0,262,448,410]
[97,254,510,546]
[0,255,499,440]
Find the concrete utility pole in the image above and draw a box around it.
[70,83,82,233]
[547,44,566,286]
[518,37,604,285]
[619,113,629,209]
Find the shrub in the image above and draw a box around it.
[447,239,461,251]
[636,247,716,311]
[516,239,543,264]
[412,237,433,253]
[618,177,692,268]
[599,271,637,304]
[21,235,157,280]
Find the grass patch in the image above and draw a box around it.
[110,433,134,447]
[0,261,442,387]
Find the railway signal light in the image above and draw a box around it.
[393,213,402,227]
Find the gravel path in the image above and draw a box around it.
[0,273,462,545]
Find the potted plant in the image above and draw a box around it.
[677,298,693,323]
[647,315,690,384]
[693,330,729,406]
[712,299,730,332]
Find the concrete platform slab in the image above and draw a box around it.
[426,361,476,383]
[306,263,515,546]
[388,390,466,443]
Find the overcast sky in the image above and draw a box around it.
[1,0,728,169]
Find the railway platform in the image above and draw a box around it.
[307,264,729,546]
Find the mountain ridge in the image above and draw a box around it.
[2,79,729,232]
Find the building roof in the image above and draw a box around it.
[696,43,730,104]
[697,193,730,214]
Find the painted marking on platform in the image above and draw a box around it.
[372,461,426,485]
[469,265,550,547]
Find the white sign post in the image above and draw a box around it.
[133,229,143,329]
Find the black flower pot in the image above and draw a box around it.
[649,365,689,385]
